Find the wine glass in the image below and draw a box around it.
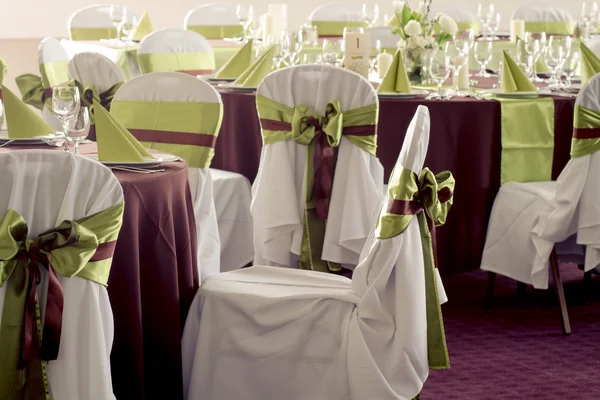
[526,32,547,82]
[52,86,80,152]
[370,39,382,74]
[580,2,599,38]
[446,40,469,96]
[272,41,285,69]
[362,4,380,28]
[236,5,254,42]
[65,107,90,155]
[477,3,495,40]
[322,39,341,65]
[516,40,535,78]
[563,51,580,89]
[282,32,303,66]
[109,5,127,44]
[428,50,451,99]
[545,35,571,86]
[119,15,138,46]
[488,13,501,40]
[474,40,493,77]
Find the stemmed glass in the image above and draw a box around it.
[563,51,580,89]
[545,35,571,87]
[236,5,254,42]
[580,2,599,39]
[446,40,469,96]
[65,107,90,155]
[52,86,80,152]
[119,15,138,46]
[515,41,535,78]
[272,41,285,69]
[322,39,341,65]
[281,32,303,66]
[362,4,380,28]
[370,39,382,75]
[477,3,495,40]
[428,50,451,100]
[109,5,127,44]
[474,40,493,77]
[488,13,501,40]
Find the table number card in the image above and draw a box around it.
[343,32,370,78]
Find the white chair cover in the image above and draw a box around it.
[38,37,69,131]
[60,39,140,79]
[0,150,123,399]
[481,74,600,289]
[181,105,433,400]
[68,52,124,93]
[430,5,478,23]
[68,4,137,31]
[309,3,364,22]
[252,65,384,268]
[511,1,573,22]
[586,38,600,58]
[137,28,213,57]
[184,4,239,27]
[112,72,253,277]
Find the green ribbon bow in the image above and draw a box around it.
[257,95,378,272]
[0,203,124,400]
[74,81,124,123]
[572,104,600,158]
[377,167,454,370]
[15,74,49,111]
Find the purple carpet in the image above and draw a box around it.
[422,264,600,399]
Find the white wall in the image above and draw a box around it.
[0,0,582,39]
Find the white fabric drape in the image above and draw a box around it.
[184,4,239,27]
[68,52,124,92]
[511,1,573,22]
[0,151,123,400]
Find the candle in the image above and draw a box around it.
[452,55,470,90]
[377,51,393,79]
[262,13,273,42]
[510,20,525,43]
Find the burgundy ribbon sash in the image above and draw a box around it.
[260,117,375,221]
[387,186,453,268]
[15,240,117,368]
[574,127,600,139]
[128,128,217,148]
[177,69,215,76]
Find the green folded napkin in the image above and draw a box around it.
[234,45,276,87]
[377,50,411,94]
[215,39,254,79]
[501,50,537,93]
[132,11,154,41]
[0,84,54,138]
[580,42,600,85]
[0,57,7,85]
[94,99,152,162]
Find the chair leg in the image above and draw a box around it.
[485,272,496,313]
[550,249,571,336]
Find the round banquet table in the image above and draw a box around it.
[211,89,576,275]
[0,143,199,400]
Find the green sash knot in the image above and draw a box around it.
[257,95,378,272]
[0,203,124,400]
[376,167,454,369]
[15,74,49,111]
[74,80,124,123]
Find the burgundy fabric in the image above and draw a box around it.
[129,128,218,147]
[211,90,576,274]
[574,127,600,139]
[1,143,199,400]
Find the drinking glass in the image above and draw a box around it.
[563,51,580,88]
[272,41,285,69]
[236,5,254,42]
[545,35,571,86]
[119,15,138,45]
[362,4,380,27]
[429,50,451,99]
[477,3,495,40]
[526,32,547,81]
[52,86,80,152]
[515,41,535,77]
[302,53,321,64]
[446,41,469,95]
[109,5,127,43]
[474,40,493,77]
[322,39,341,65]
[580,2,599,38]
[281,32,303,66]
[65,107,90,155]
[370,39,382,74]
[488,13,501,40]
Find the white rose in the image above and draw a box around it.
[404,20,423,36]
[392,0,406,13]
[434,12,446,21]
[397,39,407,49]
[439,15,458,35]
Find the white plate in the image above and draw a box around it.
[218,83,257,91]
[0,131,61,145]
[377,88,429,98]
[208,77,236,83]
[482,88,540,99]
[85,153,181,168]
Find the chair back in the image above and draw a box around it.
[137,28,215,74]
[68,4,137,40]
[309,3,366,36]
[0,150,123,399]
[38,37,70,130]
[184,3,243,39]
[68,52,124,94]
[511,1,574,34]
[429,5,480,34]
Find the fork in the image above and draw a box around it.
[110,166,165,174]
[0,140,15,148]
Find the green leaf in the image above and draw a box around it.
[401,5,412,26]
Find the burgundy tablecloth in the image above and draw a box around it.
[0,143,199,400]
[212,91,576,274]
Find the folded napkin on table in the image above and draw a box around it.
[377,50,411,94]
[132,11,154,41]
[501,50,537,93]
[0,84,54,138]
[580,42,600,85]
[233,45,276,87]
[215,39,254,79]
[94,99,152,162]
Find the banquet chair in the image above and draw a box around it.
[0,150,124,399]
[68,4,137,41]
[137,29,215,75]
[181,105,453,400]
[309,3,366,37]
[184,4,243,39]
[35,37,70,131]
[481,73,600,336]
[110,72,253,279]
[252,65,384,273]
[511,1,574,35]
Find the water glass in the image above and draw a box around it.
[488,13,501,40]
[109,5,127,43]
[429,50,451,99]
[282,32,303,66]
[236,5,254,42]
[370,39,382,73]
[302,53,322,65]
[474,40,493,77]
[563,51,580,88]
[65,107,90,155]
[446,41,469,94]
[477,3,495,40]
[362,4,380,27]
[52,86,81,152]
[271,41,285,69]
[322,39,341,65]
[545,36,571,86]
[119,15,138,45]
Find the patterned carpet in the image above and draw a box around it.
[422,264,600,400]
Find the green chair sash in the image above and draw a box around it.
[580,42,600,85]
[0,203,124,400]
[257,94,378,272]
[15,60,69,111]
[498,97,555,184]
[311,21,367,37]
[376,166,454,370]
[0,57,7,85]
[74,80,124,124]
[137,52,216,74]
[187,25,243,39]
[524,21,574,35]
[110,99,223,168]
[70,27,118,41]
[572,105,600,157]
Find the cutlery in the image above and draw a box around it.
[109,166,165,174]
[0,140,15,147]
